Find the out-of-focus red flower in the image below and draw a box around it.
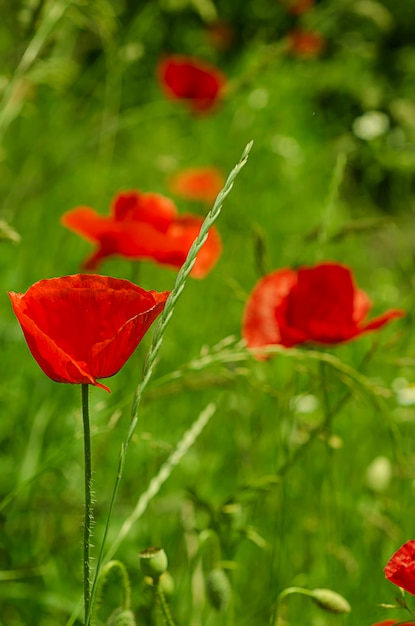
[168,167,225,203]
[61,190,222,278]
[282,0,315,14]
[242,262,404,356]
[157,55,226,113]
[287,29,325,57]
[384,540,415,597]
[8,274,169,392]
[372,621,415,625]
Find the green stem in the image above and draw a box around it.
[95,560,131,616]
[274,587,314,624]
[82,383,92,625]
[155,581,176,626]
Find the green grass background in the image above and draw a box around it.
[1,1,415,624]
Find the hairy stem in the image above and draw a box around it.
[82,384,92,625]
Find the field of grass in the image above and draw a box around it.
[2,1,415,625]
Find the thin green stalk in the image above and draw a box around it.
[155,582,176,626]
[84,142,253,626]
[82,383,92,624]
[95,560,131,616]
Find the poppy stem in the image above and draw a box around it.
[155,581,176,626]
[81,383,92,625]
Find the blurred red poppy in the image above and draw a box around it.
[168,167,225,203]
[242,262,404,355]
[372,621,415,625]
[287,29,325,57]
[8,274,169,392]
[157,55,226,113]
[61,190,222,278]
[384,540,415,597]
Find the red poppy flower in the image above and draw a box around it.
[8,274,169,392]
[61,190,222,278]
[242,262,404,356]
[287,29,325,57]
[157,55,226,113]
[384,540,415,597]
[168,167,225,203]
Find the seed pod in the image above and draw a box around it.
[311,588,351,614]
[205,568,231,612]
[139,547,168,580]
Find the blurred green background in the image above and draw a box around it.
[1,1,415,624]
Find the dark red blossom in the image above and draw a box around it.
[157,55,226,113]
[243,262,404,355]
[168,167,225,203]
[9,274,169,392]
[287,29,325,57]
[61,190,222,278]
[384,540,415,597]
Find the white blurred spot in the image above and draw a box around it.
[393,377,415,406]
[290,393,319,414]
[271,134,304,164]
[365,456,392,492]
[248,88,269,110]
[352,110,390,140]
[119,42,145,63]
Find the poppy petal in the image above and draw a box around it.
[62,190,221,276]
[9,274,169,392]
[158,55,226,113]
[242,268,298,355]
[8,294,100,386]
[61,207,113,243]
[372,621,415,626]
[166,216,222,278]
[168,167,225,203]
[286,264,357,343]
[358,309,405,334]
[243,261,405,353]
[112,191,177,232]
[384,540,415,596]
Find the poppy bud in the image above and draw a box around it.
[139,547,168,580]
[310,588,351,613]
[106,608,136,626]
[144,571,175,597]
[205,568,231,611]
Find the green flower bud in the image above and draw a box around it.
[144,571,175,596]
[311,588,351,614]
[139,547,168,580]
[205,568,231,612]
[106,608,136,626]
